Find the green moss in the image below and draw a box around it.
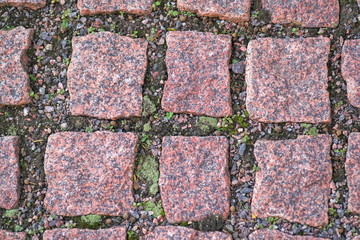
[143,123,151,132]
[79,215,102,228]
[143,200,165,218]
[136,156,159,195]
[200,125,210,132]
[198,116,218,128]
[4,209,19,218]
[142,96,157,117]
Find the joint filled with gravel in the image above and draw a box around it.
[249,229,330,240]
[145,226,231,239]
[43,227,126,240]
[77,0,153,15]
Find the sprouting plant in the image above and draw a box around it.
[166,112,174,120]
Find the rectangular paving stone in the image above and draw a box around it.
[162,31,232,117]
[249,229,329,240]
[342,40,360,108]
[252,135,332,227]
[246,37,331,123]
[345,132,360,214]
[43,227,126,240]
[145,226,231,240]
[44,131,137,216]
[0,0,45,10]
[0,230,26,240]
[262,0,339,28]
[177,0,251,22]
[77,0,153,15]
[68,32,148,120]
[0,136,20,209]
[0,27,33,106]
[159,136,230,223]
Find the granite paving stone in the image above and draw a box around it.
[345,132,360,214]
[145,226,231,240]
[162,31,232,117]
[0,230,26,240]
[0,0,45,9]
[43,227,126,240]
[68,32,147,120]
[44,131,137,216]
[342,40,360,108]
[159,136,230,223]
[177,0,251,22]
[252,135,332,227]
[0,27,33,106]
[249,229,330,240]
[262,0,339,28]
[246,37,331,123]
[77,0,153,15]
[0,136,20,209]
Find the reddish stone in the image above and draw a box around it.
[162,31,232,117]
[345,133,360,214]
[342,40,360,108]
[159,136,230,223]
[249,229,329,240]
[177,0,251,22]
[353,236,360,240]
[246,37,331,123]
[43,227,126,240]
[252,135,332,227]
[0,230,26,240]
[68,32,147,120]
[145,226,231,240]
[0,27,33,106]
[262,0,339,28]
[44,131,137,216]
[0,136,20,209]
[77,0,152,15]
[0,0,45,10]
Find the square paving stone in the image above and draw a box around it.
[262,0,339,28]
[77,0,153,15]
[44,131,137,216]
[43,227,126,240]
[159,136,230,223]
[0,136,20,209]
[177,0,251,22]
[252,135,332,227]
[0,230,26,240]
[0,0,45,10]
[249,229,329,240]
[0,27,33,106]
[145,226,231,240]
[68,32,148,120]
[342,40,360,108]
[246,37,331,123]
[345,132,360,214]
[162,31,232,117]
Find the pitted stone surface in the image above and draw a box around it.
[246,37,331,123]
[342,40,360,108]
[252,135,332,227]
[159,136,230,223]
[249,229,330,240]
[262,0,339,28]
[0,136,20,209]
[0,230,26,240]
[177,0,251,22]
[162,31,232,117]
[345,133,360,214]
[68,32,147,120]
[0,0,45,9]
[77,0,153,15]
[43,227,126,240]
[0,27,33,106]
[44,131,137,216]
[145,226,231,240]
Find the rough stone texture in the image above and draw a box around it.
[145,226,231,240]
[345,133,360,214]
[177,0,251,22]
[44,131,137,216]
[353,236,360,240]
[0,230,26,240]
[0,27,33,106]
[246,37,331,123]
[0,0,45,10]
[77,0,152,15]
[0,136,20,209]
[43,227,126,240]
[262,0,339,28]
[249,229,330,240]
[252,135,332,227]
[162,31,232,117]
[159,136,230,223]
[68,32,147,120]
[342,40,360,108]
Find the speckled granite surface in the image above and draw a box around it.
[77,0,153,15]
[0,230,26,240]
[43,227,126,240]
[252,135,332,227]
[0,0,45,10]
[249,229,330,240]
